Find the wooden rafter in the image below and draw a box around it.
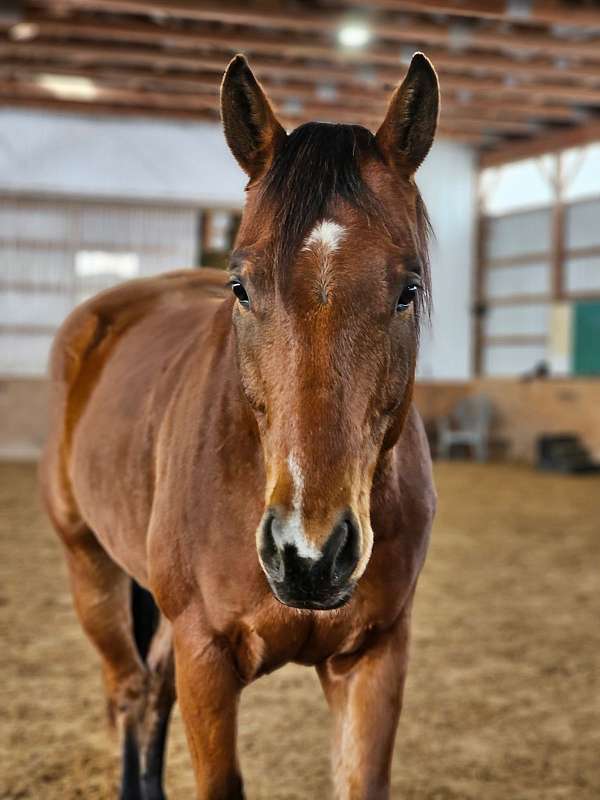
[8,29,600,88]
[0,76,502,143]
[0,40,593,122]
[28,0,600,60]
[0,0,597,155]
[480,119,600,166]
[0,61,551,133]
[338,0,600,31]
[14,16,600,109]
[23,13,600,73]
[6,54,580,131]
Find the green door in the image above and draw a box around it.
[574,301,600,375]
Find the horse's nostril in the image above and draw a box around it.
[260,512,283,580]
[328,516,360,586]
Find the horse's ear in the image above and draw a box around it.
[221,54,287,180]
[376,53,439,174]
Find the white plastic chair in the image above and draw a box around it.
[437,395,493,462]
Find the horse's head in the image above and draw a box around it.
[221,54,438,610]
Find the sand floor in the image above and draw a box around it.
[1,461,599,799]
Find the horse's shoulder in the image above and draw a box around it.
[49,269,228,386]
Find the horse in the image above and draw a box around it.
[41,52,439,800]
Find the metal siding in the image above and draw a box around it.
[0,198,198,376]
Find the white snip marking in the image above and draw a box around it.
[287,452,305,510]
[276,453,321,561]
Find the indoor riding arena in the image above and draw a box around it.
[1,2,599,800]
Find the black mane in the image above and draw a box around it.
[260,121,432,320]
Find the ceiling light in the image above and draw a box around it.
[316,83,338,102]
[357,66,377,86]
[399,46,413,66]
[35,74,99,101]
[448,22,470,51]
[282,98,303,116]
[338,23,371,49]
[456,89,473,104]
[8,22,39,41]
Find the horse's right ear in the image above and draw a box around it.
[221,54,287,180]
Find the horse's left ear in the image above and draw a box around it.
[376,53,439,174]
[221,54,287,180]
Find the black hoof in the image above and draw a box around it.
[141,776,168,800]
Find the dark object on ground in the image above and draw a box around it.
[521,360,550,382]
[536,434,600,473]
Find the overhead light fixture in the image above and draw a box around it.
[399,46,413,66]
[316,83,338,102]
[282,98,303,116]
[35,74,99,101]
[338,23,371,49]
[507,0,533,20]
[448,22,471,52]
[357,66,377,86]
[8,22,39,41]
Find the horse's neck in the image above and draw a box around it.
[192,315,263,476]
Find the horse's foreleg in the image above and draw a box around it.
[60,527,148,800]
[173,612,244,800]
[317,609,412,800]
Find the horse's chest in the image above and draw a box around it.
[228,588,397,682]
[200,524,421,682]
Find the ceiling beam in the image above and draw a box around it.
[0,61,551,134]
[5,55,577,126]
[4,39,598,112]
[1,49,588,131]
[0,80,496,135]
[0,92,220,122]
[13,16,600,87]
[4,43,581,122]
[0,77,498,143]
[28,0,600,61]
[339,0,600,31]
[16,17,600,107]
[4,57,584,143]
[6,1,598,152]
[480,120,600,166]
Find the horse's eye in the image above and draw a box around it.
[230,280,250,309]
[395,284,418,313]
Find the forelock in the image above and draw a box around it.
[260,122,384,272]
[258,120,432,324]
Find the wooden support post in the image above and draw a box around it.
[551,152,565,302]
[472,173,487,377]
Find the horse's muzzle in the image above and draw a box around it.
[258,509,359,611]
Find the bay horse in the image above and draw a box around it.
[41,52,439,800]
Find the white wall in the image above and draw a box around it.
[0,108,246,206]
[416,139,477,380]
[0,199,200,376]
[0,110,476,380]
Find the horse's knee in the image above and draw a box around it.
[103,666,149,732]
